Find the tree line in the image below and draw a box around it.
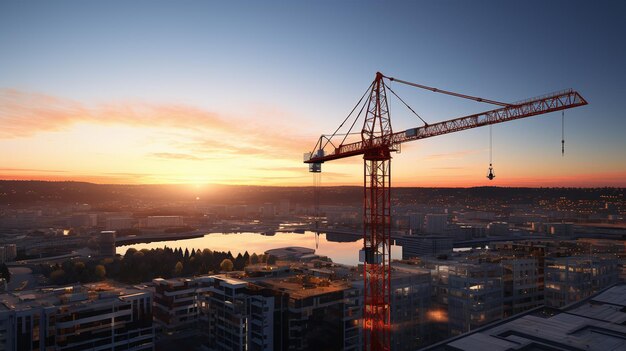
[40,247,273,285]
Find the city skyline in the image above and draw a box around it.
[1,1,625,187]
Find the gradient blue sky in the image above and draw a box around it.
[1,1,624,186]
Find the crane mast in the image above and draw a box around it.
[361,72,393,350]
[304,72,587,351]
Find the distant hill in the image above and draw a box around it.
[0,180,622,207]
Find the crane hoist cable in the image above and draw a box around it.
[487,125,495,180]
[313,171,321,249]
[562,110,565,156]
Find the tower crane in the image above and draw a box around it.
[304,72,587,351]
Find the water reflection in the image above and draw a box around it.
[117,231,402,266]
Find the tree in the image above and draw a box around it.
[50,269,66,284]
[74,261,86,272]
[250,253,260,264]
[0,264,10,283]
[124,248,138,259]
[220,259,233,272]
[95,265,106,280]
[267,255,277,265]
[174,261,183,275]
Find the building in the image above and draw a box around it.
[140,216,184,228]
[0,245,17,264]
[406,212,424,234]
[390,263,432,350]
[260,203,275,218]
[546,222,574,236]
[69,213,98,228]
[423,284,626,351]
[148,271,361,351]
[99,230,116,257]
[452,225,486,241]
[278,199,290,216]
[152,278,199,336]
[197,275,276,351]
[264,247,315,261]
[0,284,154,351]
[397,235,453,259]
[106,217,135,230]
[500,257,543,317]
[3,245,16,262]
[544,256,619,307]
[486,222,509,236]
[446,262,503,336]
[255,275,361,351]
[425,214,448,234]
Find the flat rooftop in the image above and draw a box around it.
[424,283,626,351]
[257,276,351,299]
[0,282,148,312]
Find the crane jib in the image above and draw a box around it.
[304,89,587,164]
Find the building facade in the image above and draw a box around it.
[0,284,153,351]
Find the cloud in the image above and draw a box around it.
[150,152,207,161]
[0,168,68,173]
[424,149,482,161]
[0,89,312,161]
[0,89,232,138]
[429,166,466,170]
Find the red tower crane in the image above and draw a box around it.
[304,72,587,351]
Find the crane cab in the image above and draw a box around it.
[304,149,325,173]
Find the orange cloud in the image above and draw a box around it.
[0,89,311,160]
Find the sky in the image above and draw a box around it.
[1,1,625,187]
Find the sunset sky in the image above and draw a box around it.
[1,1,625,187]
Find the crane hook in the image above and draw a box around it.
[487,163,496,180]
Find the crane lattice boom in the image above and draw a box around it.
[305,88,587,164]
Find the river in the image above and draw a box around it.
[116,231,402,267]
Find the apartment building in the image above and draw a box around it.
[0,284,153,351]
[545,256,619,307]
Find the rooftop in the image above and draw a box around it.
[257,275,351,299]
[0,282,148,312]
[424,283,626,351]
